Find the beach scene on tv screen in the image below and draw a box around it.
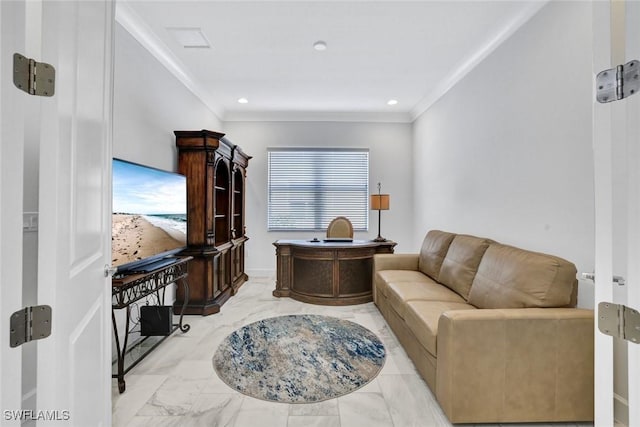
[112,159,187,268]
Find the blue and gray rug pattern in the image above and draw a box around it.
[212,314,386,403]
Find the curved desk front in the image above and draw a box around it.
[273,239,396,306]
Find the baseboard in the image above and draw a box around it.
[614,392,629,427]
[246,268,275,279]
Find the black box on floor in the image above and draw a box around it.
[140,306,173,336]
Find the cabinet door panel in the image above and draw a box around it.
[212,254,221,298]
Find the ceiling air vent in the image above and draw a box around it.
[167,27,211,49]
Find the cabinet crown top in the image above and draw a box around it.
[174,129,226,139]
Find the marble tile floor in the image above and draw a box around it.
[112,278,594,427]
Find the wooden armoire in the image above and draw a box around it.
[174,130,251,315]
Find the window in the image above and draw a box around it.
[268,148,369,231]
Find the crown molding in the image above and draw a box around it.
[115,4,409,124]
[116,1,547,124]
[223,110,413,123]
[410,0,549,121]
[115,2,225,120]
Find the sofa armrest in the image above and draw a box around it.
[372,254,419,305]
[373,253,419,272]
[436,308,594,423]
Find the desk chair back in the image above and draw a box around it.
[326,216,354,238]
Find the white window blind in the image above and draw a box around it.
[268,148,369,231]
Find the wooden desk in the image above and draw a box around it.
[273,240,396,305]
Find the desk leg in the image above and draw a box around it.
[178,278,191,333]
[112,306,130,394]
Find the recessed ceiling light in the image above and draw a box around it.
[313,41,327,51]
[167,27,211,48]
[387,99,398,106]
[237,98,249,104]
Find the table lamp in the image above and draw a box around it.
[370,182,390,242]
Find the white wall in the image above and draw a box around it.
[412,1,594,307]
[113,23,221,170]
[113,2,594,305]
[222,121,414,277]
[112,23,222,356]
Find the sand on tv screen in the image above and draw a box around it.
[112,158,187,272]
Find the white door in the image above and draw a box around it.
[0,1,27,423]
[35,0,114,425]
[593,1,640,426]
[0,0,113,425]
[626,4,640,425]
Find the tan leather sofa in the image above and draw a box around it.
[373,230,594,424]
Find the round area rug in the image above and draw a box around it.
[212,314,386,403]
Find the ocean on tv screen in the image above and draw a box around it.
[111,158,187,269]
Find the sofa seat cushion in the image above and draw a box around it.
[405,300,476,356]
[468,243,578,309]
[386,281,466,319]
[376,270,436,297]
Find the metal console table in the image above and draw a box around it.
[111,256,192,393]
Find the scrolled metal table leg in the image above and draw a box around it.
[178,278,190,333]
[113,305,131,393]
[112,310,126,393]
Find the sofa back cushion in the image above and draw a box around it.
[418,230,456,281]
[438,235,491,300]
[468,243,578,309]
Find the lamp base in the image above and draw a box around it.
[372,236,387,242]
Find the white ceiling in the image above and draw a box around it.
[117,1,546,122]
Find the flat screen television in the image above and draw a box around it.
[112,158,187,274]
